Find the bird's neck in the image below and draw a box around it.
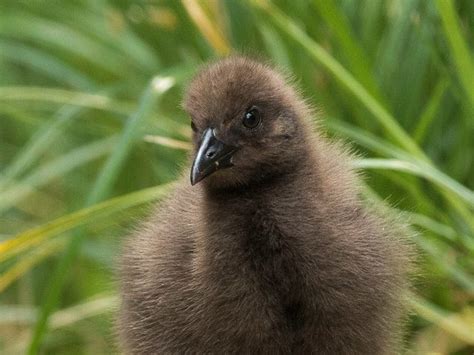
[199,149,316,258]
[204,169,295,201]
[196,155,315,319]
[204,142,312,199]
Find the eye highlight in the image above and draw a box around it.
[242,106,261,129]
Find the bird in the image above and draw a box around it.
[119,56,412,354]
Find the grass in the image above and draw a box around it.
[0,0,473,353]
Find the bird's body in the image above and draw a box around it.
[119,57,411,354]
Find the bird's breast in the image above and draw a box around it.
[201,198,309,333]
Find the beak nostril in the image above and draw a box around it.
[190,127,238,185]
[206,150,216,158]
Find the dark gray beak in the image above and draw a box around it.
[190,128,238,185]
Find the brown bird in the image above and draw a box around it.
[119,56,412,354]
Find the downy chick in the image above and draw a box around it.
[119,56,412,354]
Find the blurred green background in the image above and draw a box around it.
[0,0,473,353]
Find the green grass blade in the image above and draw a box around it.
[417,239,474,292]
[0,13,132,76]
[86,77,175,204]
[258,23,291,68]
[329,120,474,229]
[0,294,116,352]
[0,40,95,89]
[0,184,172,264]
[408,212,457,242]
[0,136,117,214]
[408,211,474,259]
[1,105,90,190]
[353,158,474,207]
[143,135,192,150]
[407,292,474,344]
[55,6,161,73]
[436,0,474,107]
[0,86,132,114]
[0,293,116,329]
[0,240,63,293]
[413,78,449,144]
[311,0,384,102]
[327,119,412,160]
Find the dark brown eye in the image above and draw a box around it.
[191,121,197,132]
[243,107,261,129]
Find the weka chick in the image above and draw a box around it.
[119,57,411,354]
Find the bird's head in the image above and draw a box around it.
[183,57,311,189]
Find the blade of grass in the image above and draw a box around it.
[408,212,457,242]
[0,136,117,214]
[353,158,474,207]
[408,211,474,253]
[0,84,128,190]
[182,0,230,55]
[0,293,116,353]
[49,294,117,329]
[54,5,161,72]
[258,23,291,68]
[0,240,63,293]
[311,0,384,102]
[0,293,116,328]
[374,0,420,124]
[0,105,88,190]
[0,13,132,76]
[0,184,172,264]
[330,119,474,230]
[0,104,50,127]
[0,40,95,89]
[143,134,191,150]
[416,238,474,292]
[86,77,175,203]
[27,76,175,354]
[359,0,384,53]
[413,78,449,143]
[327,119,413,161]
[435,0,474,107]
[328,119,441,215]
[0,87,132,115]
[406,292,474,344]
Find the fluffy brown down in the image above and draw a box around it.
[119,56,412,354]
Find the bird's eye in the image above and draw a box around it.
[191,121,197,132]
[243,107,261,129]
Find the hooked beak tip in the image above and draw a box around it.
[190,168,200,186]
[190,128,237,186]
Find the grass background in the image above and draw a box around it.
[0,0,473,353]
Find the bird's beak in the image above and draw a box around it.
[191,128,238,185]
